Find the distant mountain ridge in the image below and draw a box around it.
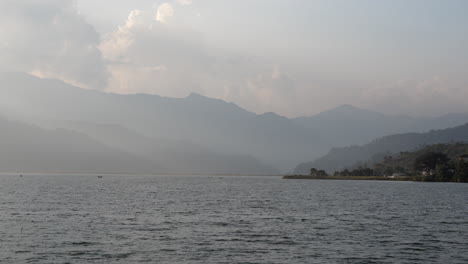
[0,116,165,174]
[293,104,468,148]
[294,123,468,174]
[2,71,468,174]
[43,120,278,175]
[0,72,325,171]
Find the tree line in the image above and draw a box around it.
[309,143,468,182]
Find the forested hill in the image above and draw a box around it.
[294,123,468,174]
[373,143,468,178]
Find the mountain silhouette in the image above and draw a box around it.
[2,71,468,173]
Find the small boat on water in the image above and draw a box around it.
[97,175,103,178]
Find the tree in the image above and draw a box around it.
[310,168,328,177]
[414,152,449,178]
[395,166,406,173]
[454,158,468,182]
[310,168,318,176]
[434,162,454,182]
[317,170,328,177]
[383,166,394,177]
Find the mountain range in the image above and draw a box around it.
[1,71,468,174]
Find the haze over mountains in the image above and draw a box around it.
[293,104,468,147]
[0,116,164,174]
[44,120,277,175]
[1,71,468,174]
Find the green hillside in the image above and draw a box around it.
[372,143,468,182]
[294,123,468,174]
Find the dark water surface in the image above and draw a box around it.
[0,174,467,263]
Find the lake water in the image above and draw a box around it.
[0,174,467,263]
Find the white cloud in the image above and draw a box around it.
[0,0,108,89]
[126,9,145,28]
[99,8,211,96]
[155,3,174,24]
[0,1,349,117]
[2,1,468,117]
[98,8,301,114]
[14,2,466,117]
[99,10,143,62]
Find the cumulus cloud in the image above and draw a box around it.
[96,5,305,116]
[155,3,174,24]
[0,0,108,89]
[99,7,212,96]
[2,1,468,117]
[0,1,304,116]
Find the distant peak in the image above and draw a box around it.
[258,112,288,120]
[260,112,281,117]
[299,104,385,119]
[326,104,379,114]
[187,92,206,99]
[335,104,361,111]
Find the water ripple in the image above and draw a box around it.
[0,174,467,263]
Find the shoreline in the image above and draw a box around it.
[283,175,414,181]
[0,172,281,177]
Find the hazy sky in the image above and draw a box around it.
[1,0,468,117]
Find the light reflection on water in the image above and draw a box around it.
[0,174,467,263]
